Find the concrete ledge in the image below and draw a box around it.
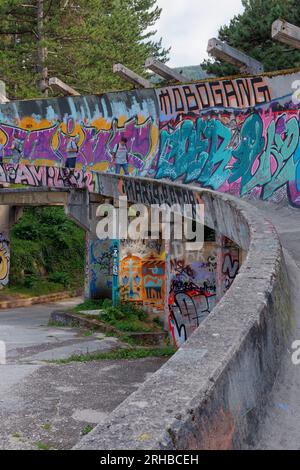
[0,291,75,309]
[74,176,292,450]
[50,310,167,346]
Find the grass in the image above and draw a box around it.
[50,346,176,364]
[82,424,93,435]
[35,441,50,450]
[73,299,164,334]
[0,281,68,299]
[41,423,51,431]
[73,299,103,312]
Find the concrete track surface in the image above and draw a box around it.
[249,201,300,450]
[0,299,167,450]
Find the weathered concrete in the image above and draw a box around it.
[207,38,264,73]
[243,200,300,450]
[74,176,291,450]
[0,299,167,450]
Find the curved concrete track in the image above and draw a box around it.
[248,201,300,450]
[75,177,291,450]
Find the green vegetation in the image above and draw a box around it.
[81,425,94,436]
[203,0,300,76]
[2,207,85,297]
[74,299,163,333]
[0,0,169,99]
[41,423,51,431]
[52,346,176,364]
[35,441,50,450]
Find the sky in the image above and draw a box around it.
[153,0,245,67]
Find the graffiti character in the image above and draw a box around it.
[65,134,80,169]
[112,137,129,175]
[11,136,25,164]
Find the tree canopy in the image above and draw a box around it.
[203,0,300,77]
[0,0,169,99]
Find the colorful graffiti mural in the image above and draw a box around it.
[0,89,159,176]
[168,242,240,347]
[0,71,299,205]
[0,233,9,287]
[156,111,300,205]
[120,239,165,313]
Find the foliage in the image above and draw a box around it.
[74,298,161,332]
[0,0,169,99]
[52,346,176,363]
[81,425,93,435]
[203,0,300,76]
[9,206,85,293]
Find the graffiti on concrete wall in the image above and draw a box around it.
[158,76,272,121]
[155,72,300,207]
[156,111,300,206]
[120,239,165,312]
[0,71,299,206]
[168,243,217,347]
[0,89,159,176]
[87,239,115,299]
[168,241,240,347]
[222,251,239,292]
[0,234,9,287]
[0,163,94,190]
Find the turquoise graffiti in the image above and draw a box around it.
[155,112,300,202]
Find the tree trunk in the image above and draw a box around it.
[37,0,48,96]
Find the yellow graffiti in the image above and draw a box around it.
[0,243,9,283]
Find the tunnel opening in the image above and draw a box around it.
[0,206,85,300]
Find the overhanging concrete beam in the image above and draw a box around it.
[113,64,152,88]
[49,77,80,96]
[207,38,264,74]
[272,19,300,49]
[0,188,69,206]
[145,57,188,82]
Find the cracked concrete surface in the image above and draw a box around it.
[0,299,167,450]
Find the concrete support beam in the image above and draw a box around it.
[0,205,22,288]
[145,57,188,82]
[272,19,300,49]
[207,38,264,74]
[65,189,90,231]
[0,188,69,206]
[49,77,80,96]
[113,64,152,88]
[84,202,120,301]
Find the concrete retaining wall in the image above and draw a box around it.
[75,176,292,450]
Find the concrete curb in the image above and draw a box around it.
[50,310,167,346]
[0,291,75,309]
[74,176,292,450]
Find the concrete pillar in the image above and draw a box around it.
[216,232,225,302]
[84,201,120,302]
[164,239,171,331]
[0,205,23,288]
[0,206,10,288]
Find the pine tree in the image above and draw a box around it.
[0,0,169,99]
[203,0,300,76]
